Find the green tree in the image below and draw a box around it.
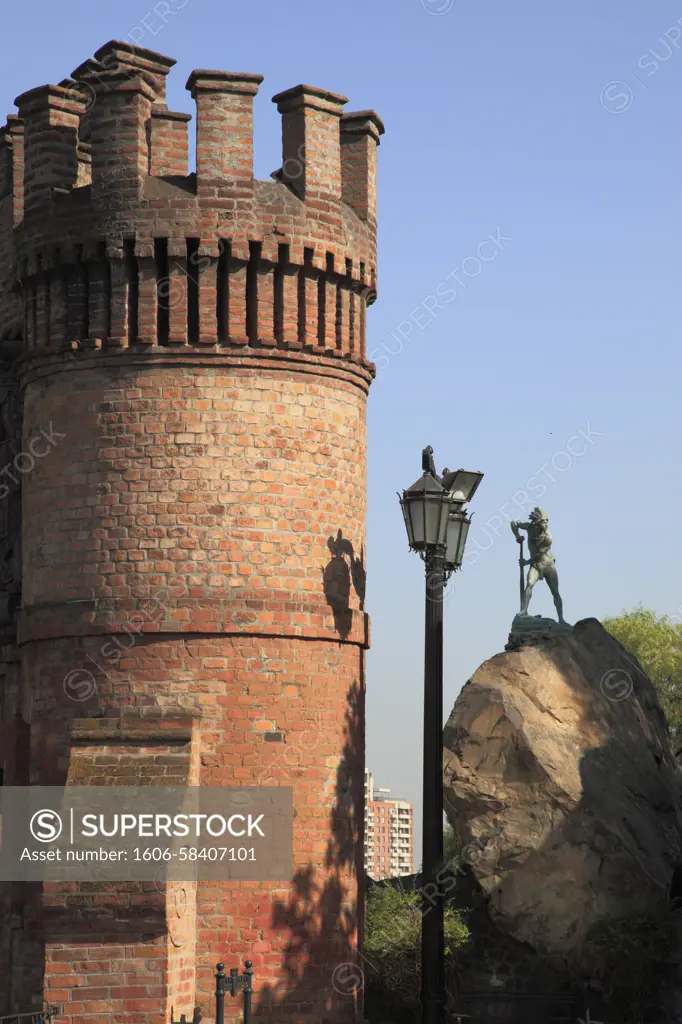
[443,821,462,869]
[603,607,682,752]
[581,909,675,1023]
[364,882,469,1019]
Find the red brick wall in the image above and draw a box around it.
[1,37,382,1024]
[16,624,365,1022]
[20,365,368,638]
[25,717,200,1021]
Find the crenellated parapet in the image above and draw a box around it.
[0,40,383,1022]
[2,40,383,379]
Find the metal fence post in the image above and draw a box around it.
[215,962,226,1024]
[243,961,253,1024]
[217,958,254,1024]
[0,1010,59,1024]
[170,1007,202,1024]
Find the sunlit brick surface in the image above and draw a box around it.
[0,36,382,1024]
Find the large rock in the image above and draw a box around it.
[443,618,682,954]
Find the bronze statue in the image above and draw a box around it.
[511,508,567,625]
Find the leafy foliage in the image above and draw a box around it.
[443,821,462,870]
[364,881,469,1019]
[581,910,674,1022]
[603,607,682,751]
[365,881,469,958]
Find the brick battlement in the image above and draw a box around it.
[0,39,382,1024]
[0,41,383,367]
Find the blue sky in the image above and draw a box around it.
[4,1,682,861]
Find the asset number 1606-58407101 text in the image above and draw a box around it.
[133,847,256,861]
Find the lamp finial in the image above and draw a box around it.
[422,446,437,476]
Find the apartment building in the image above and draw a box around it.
[364,772,414,879]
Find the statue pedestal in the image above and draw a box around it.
[506,614,573,651]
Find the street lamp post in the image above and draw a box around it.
[399,446,483,1024]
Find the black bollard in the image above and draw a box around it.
[216,958,254,1024]
[242,961,253,1024]
[215,962,227,1024]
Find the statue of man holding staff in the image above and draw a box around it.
[511,508,567,625]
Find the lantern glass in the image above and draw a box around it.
[401,498,416,548]
[445,511,471,570]
[426,493,450,548]
[400,475,451,552]
[445,469,484,505]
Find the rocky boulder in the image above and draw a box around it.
[443,617,682,954]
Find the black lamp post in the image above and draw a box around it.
[399,446,482,1024]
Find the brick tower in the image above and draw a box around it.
[0,41,382,1023]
